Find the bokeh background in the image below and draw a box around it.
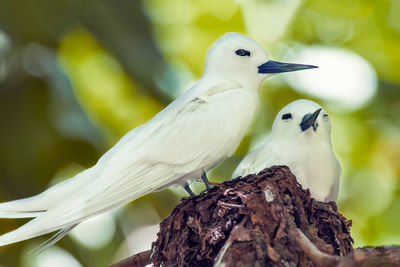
[0,0,399,266]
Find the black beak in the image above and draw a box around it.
[300,108,322,132]
[258,60,318,74]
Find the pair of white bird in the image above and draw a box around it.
[0,33,340,250]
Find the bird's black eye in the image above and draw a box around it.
[282,113,292,120]
[323,114,329,119]
[235,49,251,57]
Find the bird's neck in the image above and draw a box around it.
[203,73,264,93]
[272,134,332,151]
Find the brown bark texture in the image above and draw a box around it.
[111,166,400,267]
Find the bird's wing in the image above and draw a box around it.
[0,85,257,245]
[232,140,282,178]
[63,85,256,220]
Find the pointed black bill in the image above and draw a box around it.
[300,108,322,132]
[258,60,318,74]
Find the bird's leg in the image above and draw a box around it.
[201,172,213,189]
[184,183,196,197]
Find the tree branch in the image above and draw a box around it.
[110,250,152,267]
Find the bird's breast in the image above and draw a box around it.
[196,88,259,167]
[288,145,340,202]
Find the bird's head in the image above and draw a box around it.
[204,33,317,89]
[271,99,332,143]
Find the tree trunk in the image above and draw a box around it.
[111,166,400,267]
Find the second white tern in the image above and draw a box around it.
[232,99,340,202]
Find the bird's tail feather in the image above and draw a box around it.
[0,167,97,219]
[0,171,95,246]
[32,224,78,254]
[0,198,47,218]
[0,164,168,247]
[0,215,65,247]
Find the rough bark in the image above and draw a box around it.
[111,166,400,267]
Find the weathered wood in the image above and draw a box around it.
[111,166,400,267]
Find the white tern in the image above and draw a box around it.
[0,33,317,248]
[232,99,340,202]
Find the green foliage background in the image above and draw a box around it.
[0,0,399,266]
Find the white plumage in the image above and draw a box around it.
[232,99,341,202]
[0,33,317,248]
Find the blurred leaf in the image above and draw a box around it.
[58,29,164,141]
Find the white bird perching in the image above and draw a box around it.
[232,99,341,202]
[0,33,317,249]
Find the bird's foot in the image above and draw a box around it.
[201,173,214,190]
[184,183,196,197]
